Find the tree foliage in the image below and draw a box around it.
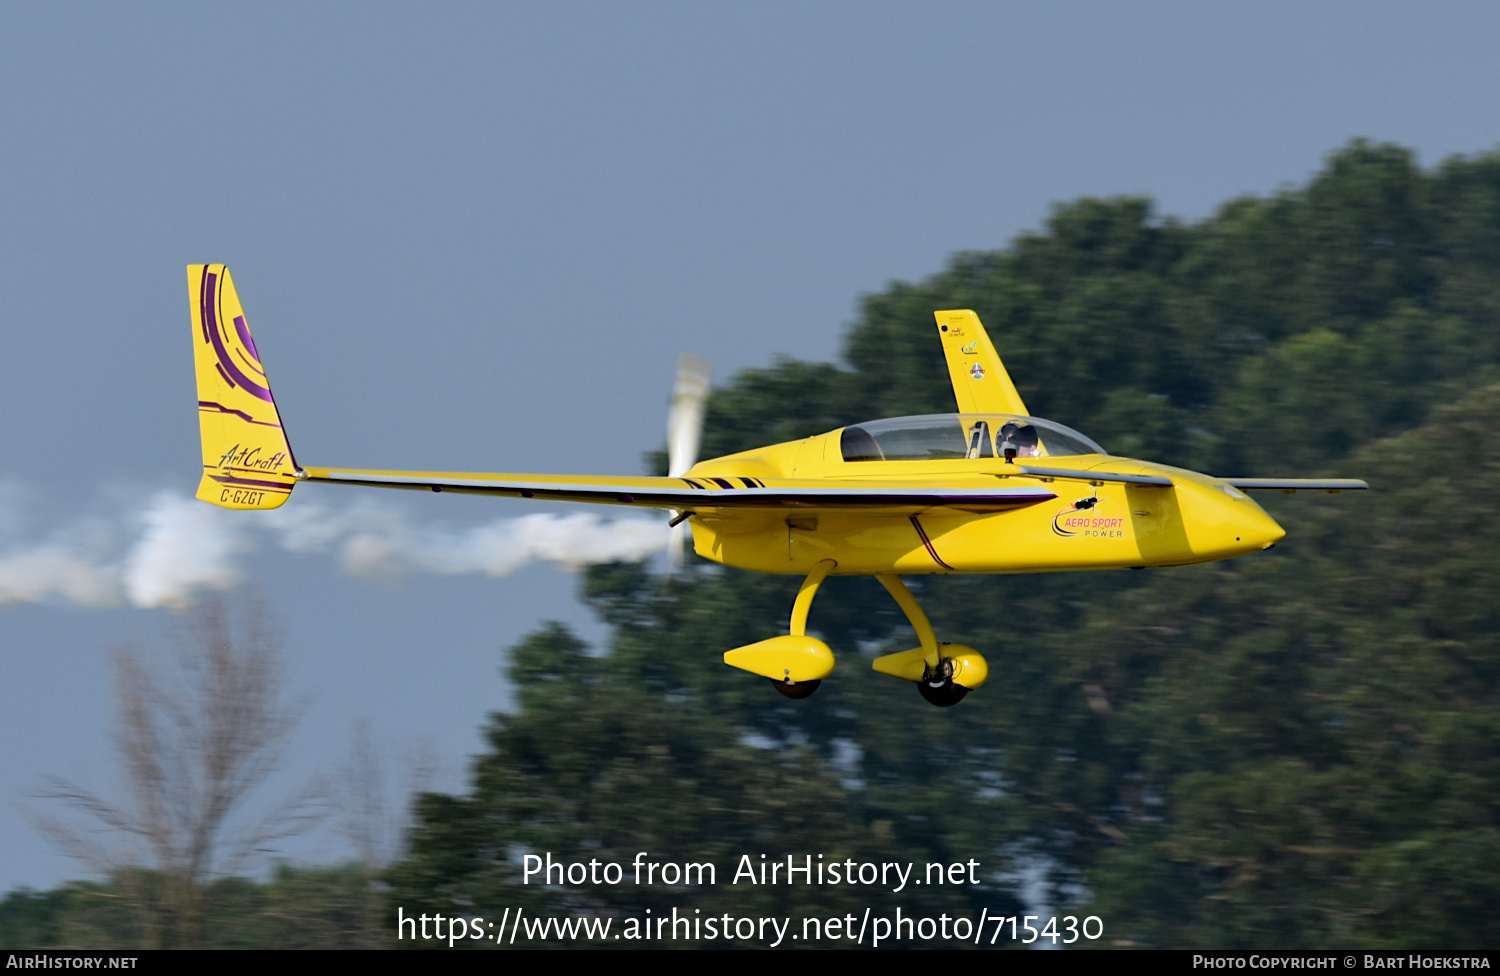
[389,141,1500,949]
[0,865,385,949]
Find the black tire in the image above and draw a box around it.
[771,678,821,699]
[918,679,968,707]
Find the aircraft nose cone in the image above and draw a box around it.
[1240,505,1287,551]
[1180,481,1286,559]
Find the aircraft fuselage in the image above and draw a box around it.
[687,426,1286,576]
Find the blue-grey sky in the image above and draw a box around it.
[4,1,1500,890]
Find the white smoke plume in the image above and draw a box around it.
[124,493,248,608]
[0,487,670,611]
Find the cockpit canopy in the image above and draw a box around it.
[840,413,1106,462]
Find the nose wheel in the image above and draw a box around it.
[771,678,822,699]
[916,659,969,707]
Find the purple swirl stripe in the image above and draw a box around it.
[235,346,267,379]
[202,270,274,402]
[234,314,262,364]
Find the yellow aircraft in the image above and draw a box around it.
[189,265,1366,706]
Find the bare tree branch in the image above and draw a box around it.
[29,593,322,948]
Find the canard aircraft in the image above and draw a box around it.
[189,265,1366,706]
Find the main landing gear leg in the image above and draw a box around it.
[872,574,988,707]
[721,560,837,699]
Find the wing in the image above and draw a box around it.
[301,466,1057,515]
[192,266,1058,519]
[935,309,1030,415]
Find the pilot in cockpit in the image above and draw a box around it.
[998,421,1041,459]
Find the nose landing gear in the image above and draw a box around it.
[871,574,988,707]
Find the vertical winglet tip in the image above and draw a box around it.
[190,265,298,509]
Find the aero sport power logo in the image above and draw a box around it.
[1052,499,1127,539]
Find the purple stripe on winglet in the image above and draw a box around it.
[198,269,211,344]
[198,400,283,428]
[203,271,274,402]
[236,347,266,378]
[233,315,262,364]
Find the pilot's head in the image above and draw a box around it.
[998,421,1040,458]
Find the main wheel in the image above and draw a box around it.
[771,678,821,699]
[918,678,968,707]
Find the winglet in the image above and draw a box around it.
[189,265,299,509]
[935,310,1030,416]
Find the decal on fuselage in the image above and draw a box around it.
[1052,501,1127,539]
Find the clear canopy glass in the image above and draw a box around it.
[839,413,1106,462]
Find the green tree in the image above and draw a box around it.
[393,139,1500,949]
